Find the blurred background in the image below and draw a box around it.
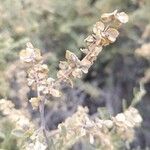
[0,0,150,149]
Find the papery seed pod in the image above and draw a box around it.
[115,113,126,122]
[105,28,119,42]
[57,70,66,79]
[47,77,55,85]
[19,49,35,63]
[50,88,61,97]
[65,50,79,62]
[101,10,118,22]
[80,59,92,73]
[39,64,49,73]
[115,12,129,23]
[19,46,42,63]
[84,35,95,46]
[27,78,35,87]
[93,21,105,35]
[34,49,43,62]
[103,120,113,129]
[38,72,48,79]
[59,61,69,70]
[72,68,83,78]
[80,48,89,54]
[29,97,40,110]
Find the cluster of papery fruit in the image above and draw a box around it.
[19,10,128,109]
[54,106,142,149]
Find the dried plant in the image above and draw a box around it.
[18,10,131,149]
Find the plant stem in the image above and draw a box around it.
[39,96,51,149]
[39,97,46,129]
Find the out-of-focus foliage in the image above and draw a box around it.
[0,0,150,149]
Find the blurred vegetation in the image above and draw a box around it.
[0,0,150,149]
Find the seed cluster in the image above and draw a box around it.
[19,10,128,110]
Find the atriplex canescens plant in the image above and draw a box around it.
[19,10,130,148]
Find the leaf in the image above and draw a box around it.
[11,129,25,137]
